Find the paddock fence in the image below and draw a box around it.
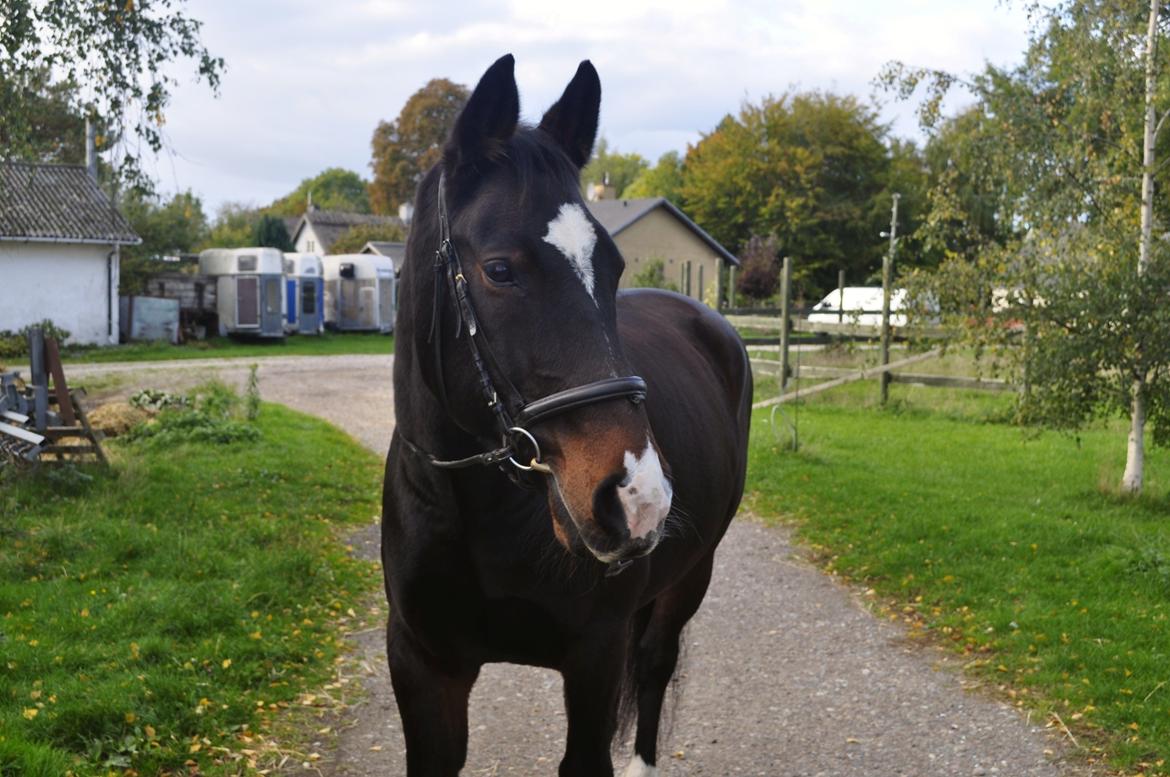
[723,258,1017,409]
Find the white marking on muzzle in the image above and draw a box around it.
[619,441,672,541]
[543,202,598,302]
[622,755,658,777]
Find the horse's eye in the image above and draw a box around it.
[484,259,514,285]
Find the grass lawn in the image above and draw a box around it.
[46,332,395,365]
[746,381,1170,775]
[0,403,383,775]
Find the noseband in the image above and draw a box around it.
[400,172,648,475]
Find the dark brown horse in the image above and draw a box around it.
[381,54,751,777]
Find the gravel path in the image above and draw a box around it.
[71,355,1087,776]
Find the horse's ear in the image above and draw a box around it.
[445,54,520,170]
[538,60,601,169]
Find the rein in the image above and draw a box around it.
[401,172,648,476]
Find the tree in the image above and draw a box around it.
[0,68,91,164]
[680,92,895,295]
[623,151,685,202]
[579,138,647,199]
[1,0,224,188]
[201,203,261,250]
[252,215,294,251]
[883,0,1170,494]
[328,222,407,254]
[369,78,468,215]
[120,189,209,293]
[268,168,372,217]
[735,235,782,302]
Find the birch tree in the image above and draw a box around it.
[884,0,1170,494]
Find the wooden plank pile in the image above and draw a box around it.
[0,327,106,467]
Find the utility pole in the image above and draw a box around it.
[880,193,900,406]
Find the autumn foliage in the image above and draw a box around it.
[369,78,469,215]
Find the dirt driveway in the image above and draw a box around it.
[71,355,1085,776]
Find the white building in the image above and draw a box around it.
[0,163,140,345]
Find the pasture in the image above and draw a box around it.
[0,402,382,776]
[746,378,1170,775]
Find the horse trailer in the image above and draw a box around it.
[322,253,396,333]
[198,248,286,338]
[282,253,325,335]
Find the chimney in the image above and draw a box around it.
[85,117,98,181]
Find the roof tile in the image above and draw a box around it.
[0,163,140,244]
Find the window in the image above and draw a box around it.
[265,277,281,315]
[301,281,316,315]
[340,263,355,279]
[237,254,257,272]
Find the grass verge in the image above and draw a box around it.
[47,332,394,365]
[0,403,383,776]
[746,389,1170,775]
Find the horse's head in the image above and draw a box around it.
[404,54,672,565]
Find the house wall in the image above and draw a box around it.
[0,241,119,345]
[295,225,323,255]
[614,207,724,304]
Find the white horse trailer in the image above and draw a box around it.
[198,248,286,338]
[282,253,325,335]
[322,254,395,333]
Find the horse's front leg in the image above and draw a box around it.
[387,614,479,777]
[559,626,630,777]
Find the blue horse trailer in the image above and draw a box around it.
[282,253,325,335]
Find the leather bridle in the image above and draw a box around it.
[399,172,648,476]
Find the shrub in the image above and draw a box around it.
[0,320,72,359]
[123,380,259,448]
[629,259,679,291]
[736,235,781,302]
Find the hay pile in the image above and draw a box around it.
[88,402,151,437]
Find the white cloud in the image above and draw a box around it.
[141,0,1031,215]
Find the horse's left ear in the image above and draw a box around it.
[538,60,601,169]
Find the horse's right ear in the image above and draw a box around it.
[445,54,520,171]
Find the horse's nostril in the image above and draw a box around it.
[627,486,638,495]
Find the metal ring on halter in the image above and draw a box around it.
[507,426,552,474]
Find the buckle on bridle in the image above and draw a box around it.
[506,426,552,474]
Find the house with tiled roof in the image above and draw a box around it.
[290,208,404,255]
[585,197,739,305]
[0,163,140,345]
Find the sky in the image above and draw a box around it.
[145,0,1035,216]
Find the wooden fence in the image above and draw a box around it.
[731,257,1014,408]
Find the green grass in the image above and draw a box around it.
[747,386,1170,775]
[48,332,394,365]
[0,404,383,776]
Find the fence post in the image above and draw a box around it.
[28,326,48,432]
[779,256,792,391]
[880,193,900,406]
[837,269,845,324]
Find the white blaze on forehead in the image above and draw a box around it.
[618,441,672,541]
[543,202,598,301]
[622,755,658,777]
